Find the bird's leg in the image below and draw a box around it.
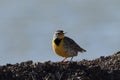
[61,57,67,62]
[70,57,73,62]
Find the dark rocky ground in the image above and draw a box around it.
[0,52,120,80]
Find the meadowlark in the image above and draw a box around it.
[52,30,86,62]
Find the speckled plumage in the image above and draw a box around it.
[63,36,86,56]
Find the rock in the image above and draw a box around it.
[0,52,120,80]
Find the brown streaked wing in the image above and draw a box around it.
[63,37,86,53]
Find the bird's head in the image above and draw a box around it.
[53,30,66,39]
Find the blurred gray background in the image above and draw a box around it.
[0,0,120,65]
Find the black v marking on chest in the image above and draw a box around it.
[54,38,62,46]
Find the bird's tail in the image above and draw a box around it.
[82,49,86,52]
[79,47,86,53]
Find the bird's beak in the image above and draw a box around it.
[64,32,67,34]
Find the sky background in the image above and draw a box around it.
[0,0,120,65]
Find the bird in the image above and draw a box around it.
[52,30,86,62]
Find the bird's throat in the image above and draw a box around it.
[54,38,62,46]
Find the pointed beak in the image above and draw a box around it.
[64,32,67,34]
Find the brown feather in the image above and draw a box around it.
[63,37,86,53]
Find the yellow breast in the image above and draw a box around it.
[52,39,69,57]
